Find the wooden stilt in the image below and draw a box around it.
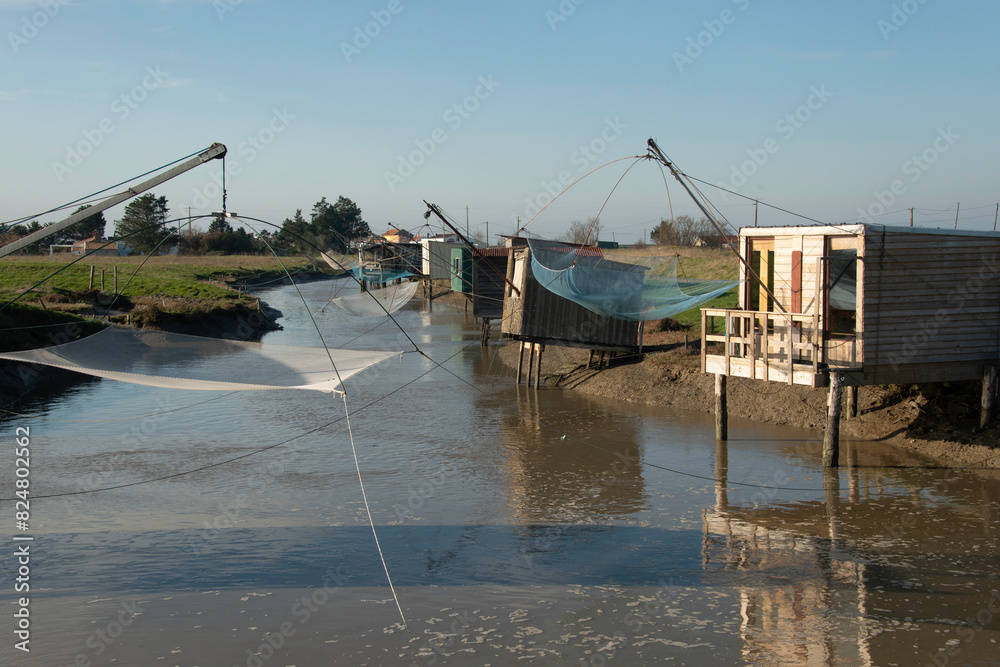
[823,372,843,468]
[113,266,118,294]
[715,374,728,441]
[100,269,105,291]
[982,365,998,428]
[533,344,544,387]
[89,265,94,289]
[845,385,857,419]
[526,343,536,387]
[481,318,491,347]
[516,341,526,385]
[588,349,595,369]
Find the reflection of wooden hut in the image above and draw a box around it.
[451,247,510,319]
[702,224,1000,390]
[501,245,641,351]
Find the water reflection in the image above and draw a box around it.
[705,438,1000,666]
[493,382,647,523]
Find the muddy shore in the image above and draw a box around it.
[423,288,1000,470]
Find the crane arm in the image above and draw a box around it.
[0,142,227,258]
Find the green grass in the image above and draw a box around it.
[0,256,314,304]
[671,287,739,332]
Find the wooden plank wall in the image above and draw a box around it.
[863,230,1000,383]
[500,248,640,350]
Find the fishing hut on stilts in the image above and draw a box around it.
[648,139,1000,466]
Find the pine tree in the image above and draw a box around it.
[114,194,171,255]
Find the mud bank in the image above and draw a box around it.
[493,341,1000,470]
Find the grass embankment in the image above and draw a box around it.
[602,245,740,342]
[0,255,319,345]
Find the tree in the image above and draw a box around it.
[560,217,602,245]
[208,216,233,234]
[650,215,714,246]
[0,221,45,254]
[277,209,309,251]
[114,194,171,255]
[279,197,371,254]
[55,205,107,243]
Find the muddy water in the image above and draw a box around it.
[2,279,998,666]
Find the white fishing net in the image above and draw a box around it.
[328,281,419,317]
[0,327,396,393]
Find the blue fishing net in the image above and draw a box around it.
[527,239,739,322]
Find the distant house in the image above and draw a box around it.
[694,234,738,248]
[67,235,123,257]
[381,228,415,244]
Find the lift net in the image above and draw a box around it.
[527,239,740,322]
[328,280,419,317]
[0,328,397,393]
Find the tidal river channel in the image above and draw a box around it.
[2,279,999,666]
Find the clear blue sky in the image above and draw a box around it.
[2,0,998,243]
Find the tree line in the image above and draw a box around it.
[0,193,371,256]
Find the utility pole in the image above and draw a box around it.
[910,207,914,227]
[994,203,998,232]
[485,220,489,247]
[754,200,759,227]
[466,206,469,237]
[188,207,192,234]
[954,202,961,229]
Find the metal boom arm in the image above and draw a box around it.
[0,142,227,258]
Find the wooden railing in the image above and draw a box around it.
[701,308,821,384]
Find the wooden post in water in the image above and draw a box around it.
[981,365,998,428]
[533,344,544,388]
[516,341,526,385]
[526,343,536,387]
[823,372,843,468]
[715,374,728,441]
[845,385,857,419]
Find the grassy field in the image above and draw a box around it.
[603,245,738,281]
[0,255,315,303]
[603,245,740,333]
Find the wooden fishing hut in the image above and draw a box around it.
[701,224,1000,459]
[450,246,510,319]
[357,239,421,288]
[502,244,642,385]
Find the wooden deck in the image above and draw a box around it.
[701,308,833,387]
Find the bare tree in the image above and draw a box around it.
[560,217,602,245]
[650,215,714,246]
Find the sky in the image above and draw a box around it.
[2,0,999,244]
